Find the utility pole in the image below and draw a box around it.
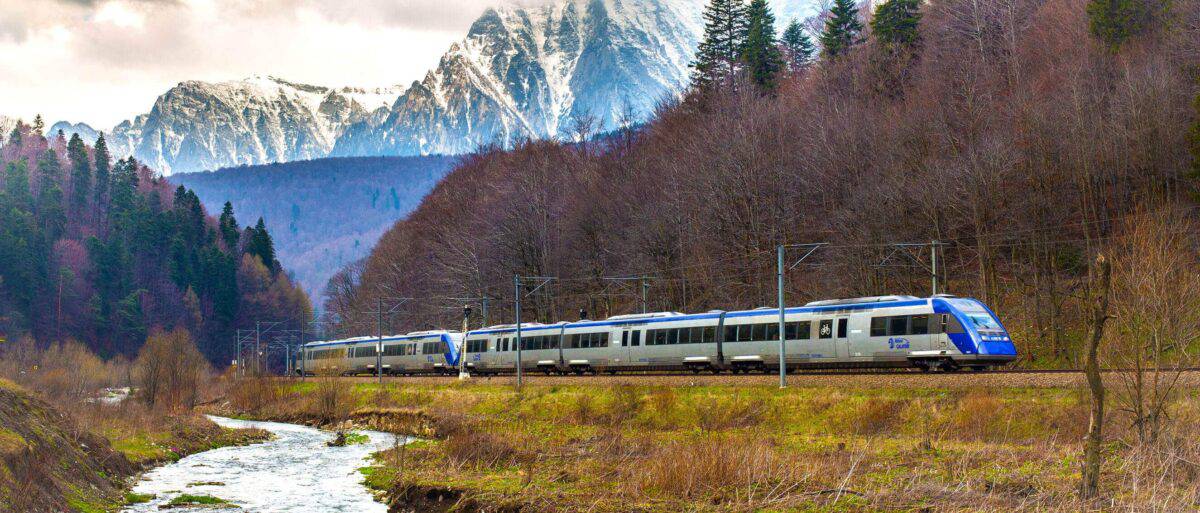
[458,305,472,380]
[514,276,522,390]
[513,275,556,391]
[877,241,949,296]
[254,321,261,375]
[776,243,827,388]
[370,297,412,384]
[601,276,654,315]
[641,277,649,313]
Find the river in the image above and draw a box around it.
[121,416,401,512]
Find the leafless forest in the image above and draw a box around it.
[325,0,1200,368]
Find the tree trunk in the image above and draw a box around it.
[1080,254,1112,502]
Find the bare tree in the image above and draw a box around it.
[1108,208,1200,444]
[1080,253,1112,501]
[135,328,209,411]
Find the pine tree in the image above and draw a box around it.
[871,0,922,50]
[32,115,44,135]
[781,19,816,71]
[93,133,111,206]
[35,150,66,241]
[67,133,91,211]
[246,218,277,272]
[821,0,864,59]
[8,124,22,149]
[5,159,31,209]
[1087,0,1154,51]
[218,201,240,251]
[691,0,751,90]
[742,0,784,90]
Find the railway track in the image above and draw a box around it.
[304,367,1200,389]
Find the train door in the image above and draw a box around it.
[619,327,639,369]
[830,316,851,360]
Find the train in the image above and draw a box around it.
[295,294,1017,376]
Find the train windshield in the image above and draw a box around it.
[965,313,1001,330]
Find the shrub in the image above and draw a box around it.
[134,328,209,411]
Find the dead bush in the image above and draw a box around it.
[632,435,809,505]
[310,377,353,424]
[694,395,766,430]
[443,430,526,469]
[134,328,209,411]
[226,377,285,413]
[850,397,908,435]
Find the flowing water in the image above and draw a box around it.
[121,416,401,512]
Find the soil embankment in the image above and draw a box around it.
[0,379,134,512]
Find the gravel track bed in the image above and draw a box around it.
[304,370,1200,389]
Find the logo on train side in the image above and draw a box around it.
[888,337,910,350]
[820,324,832,337]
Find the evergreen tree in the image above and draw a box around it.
[35,150,66,241]
[781,19,816,71]
[32,115,44,135]
[93,133,111,206]
[218,201,240,251]
[5,159,31,209]
[1086,0,1154,51]
[67,133,91,211]
[742,0,784,90]
[246,217,277,272]
[691,0,751,90]
[820,0,864,59]
[871,0,922,50]
[7,124,22,149]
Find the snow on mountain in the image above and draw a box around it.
[101,0,818,171]
[331,0,704,157]
[108,76,402,175]
[47,121,100,144]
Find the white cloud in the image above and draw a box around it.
[0,0,509,129]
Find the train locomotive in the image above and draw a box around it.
[296,295,1016,376]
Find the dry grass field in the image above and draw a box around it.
[216,376,1200,512]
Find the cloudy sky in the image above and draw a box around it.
[0,0,515,129]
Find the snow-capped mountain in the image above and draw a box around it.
[108,76,402,175]
[47,121,100,144]
[332,0,703,157]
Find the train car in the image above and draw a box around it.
[465,295,1015,373]
[299,294,1015,376]
[297,330,462,376]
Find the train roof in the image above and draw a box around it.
[304,330,458,348]
[304,295,972,344]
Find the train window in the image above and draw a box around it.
[765,323,779,341]
[837,318,848,338]
[819,319,833,339]
[910,315,929,335]
[889,316,909,336]
[621,332,628,347]
[665,329,676,345]
[870,317,887,336]
[631,330,641,346]
[724,325,737,343]
[944,315,965,334]
[655,329,667,345]
[703,326,716,342]
[748,323,762,341]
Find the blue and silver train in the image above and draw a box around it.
[296,295,1016,375]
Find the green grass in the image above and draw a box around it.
[343,432,370,445]
[166,494,232,506]
[122,492,154,504]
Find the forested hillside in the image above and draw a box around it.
[328,0,1200,365]
[0,122,310,364]
[173,156,456,300]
